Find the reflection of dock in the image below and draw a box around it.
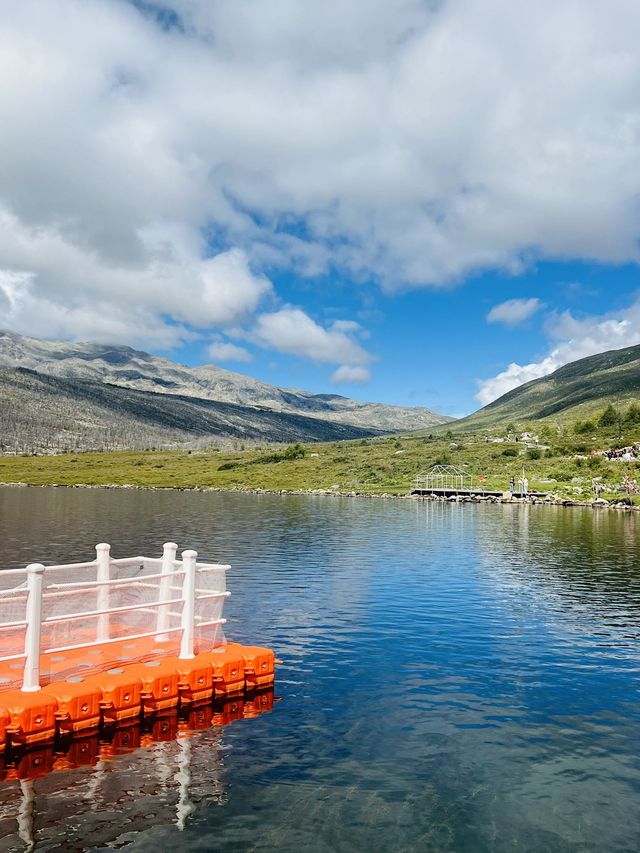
[0,690,276,849]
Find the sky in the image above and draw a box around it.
[1,0,640,417]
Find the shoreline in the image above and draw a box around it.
[1,480,638,511]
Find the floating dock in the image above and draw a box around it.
[0,543,279,750]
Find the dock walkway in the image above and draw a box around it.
[411,487,549,499]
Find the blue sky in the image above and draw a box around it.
[164,260,640,417]
[1,1,640,418]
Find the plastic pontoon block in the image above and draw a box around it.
[121,661,180,714]
[160,656,214,706]
[1,690,58,746]
[226,642,277,690]
[84,668,143,725]
[41,678,102,735]
[198,648,245,697]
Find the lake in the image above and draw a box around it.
[0,486,639,851]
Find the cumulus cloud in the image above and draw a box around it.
[207,340,253,362]
[331,365,371,384]
[2,0,640,373]
[0,205,270,345]
[249,307,372,380]
[487,297,543,326]
[476,296,640,405]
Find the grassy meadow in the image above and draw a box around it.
[1,408,640,503]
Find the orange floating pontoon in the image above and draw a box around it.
[1,689,58,746]
[123,660,180,714]
[198,647,246,696]
[166,655,215,705]
[227,642,279,690]
[41,677,102,735]
[0,542,279,750]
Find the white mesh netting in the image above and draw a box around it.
[0,549,230,688]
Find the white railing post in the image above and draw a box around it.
[156,542,178,642]
[95,543,111,643]
[179,550,197,660]
[22,564,45,693]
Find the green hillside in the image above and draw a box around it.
[451,344,640,432]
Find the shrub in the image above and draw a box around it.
[574,420,596,435]
[218,461,239,471]
[624,403,640,424]
[526,447,542,460]
[599,404,618,427]
[502,447,518,457]
[282,443,306,460]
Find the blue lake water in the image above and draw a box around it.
[1,486,640,851]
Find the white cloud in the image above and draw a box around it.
[487,297,543,326]
[183,250,272,327]
[476,296,640,405]
[2,0,640,371]
[0,206,270,346]
[207,340,254,362]
[331,365,371,384]
[250,307,372,379]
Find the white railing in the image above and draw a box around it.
[0,542,230,693]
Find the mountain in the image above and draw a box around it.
[0,367,382,453]
[451,344,640,432]
[0,330,451,452]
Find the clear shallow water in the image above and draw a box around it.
[1,486,640,852]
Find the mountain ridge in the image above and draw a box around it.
[449,343,640,431]
[0,330,451,452]
[0,329,450,433]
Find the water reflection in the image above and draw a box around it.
[0,692,274,851]
[1,487,640,851]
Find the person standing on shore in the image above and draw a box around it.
[509,476,515,495]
